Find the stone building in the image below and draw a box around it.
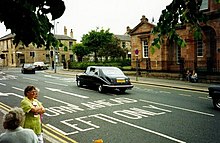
[0,26,76,67]
[114,34,131,59]
[128,0,220,74]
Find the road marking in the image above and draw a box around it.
[0,83,6,86]
[12,87,24,91]
[0,92,8,96]
[45,81,68,86]
[44,96,73,105]
[94,114,186,143]
[23,77,38,81]
[198,97,209,100]
[133,83,208,93]
[0,91,23,98]
[179,94,191,97]
[159,91,171,94]
[140,99,214,117]
[0,102,76,143]
[45,87,89,99]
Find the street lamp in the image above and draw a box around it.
[53,20,59,73]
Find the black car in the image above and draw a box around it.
[76,66,133,93]
[21,63,35,74]
[208,85,220,110]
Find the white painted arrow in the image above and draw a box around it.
[45,87,89,99]
[0,92,23,98]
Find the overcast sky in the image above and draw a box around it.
[0,0,172,42]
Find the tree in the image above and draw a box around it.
[152,0,213,51]
[72,43,90,62]
[81,28,114,62]
[0,0,65,47]
[98,37,126,61]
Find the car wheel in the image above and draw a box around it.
[76,79,82,87]
[213,98,220,110]
[98,84,104,93]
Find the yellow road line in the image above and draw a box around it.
[43,124,78,143]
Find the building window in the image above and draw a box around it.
[176,45,181,64]
[122,42,126,48]
[69,41,73,49]
[142,40,148,58]
[197,39,203,57]
[200,0,208,10]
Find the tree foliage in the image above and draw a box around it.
[81,28,115,62]
[98,37,127,60]
[72,43,90,62]
[152,0,207,51]
[0,0,65,47]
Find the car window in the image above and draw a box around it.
[102,68,124,76]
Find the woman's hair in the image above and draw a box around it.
[3,107,25,130]
[24,85,36,96]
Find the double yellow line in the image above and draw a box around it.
[0,102,77,143]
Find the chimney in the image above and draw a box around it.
[70,29,73,38]
[64,26,67,35]
[141,15,148,22]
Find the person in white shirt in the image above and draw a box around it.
[0,107,38,143]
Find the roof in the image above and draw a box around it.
[54,34,76,41]
[0,33,76,41]
[128,15,155,35]
[0,33,15,40]
[115,35,130,41]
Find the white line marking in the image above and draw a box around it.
[12,87,24,91]
[45,87,89,99]
[198,97,209,100]
[179,94,191,97]
[98,114,186,143]
[0,83,6,86]
[159,91,171,94]
[44,81,68,86]
[140,99,214,117]
[23,77,38,81]
[44,96,73,105]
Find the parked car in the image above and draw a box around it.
[76,66,133,93]
[208,85,220,110]
[33,62,49,70]
[21,63,35,74]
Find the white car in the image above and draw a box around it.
[33,62,49,70]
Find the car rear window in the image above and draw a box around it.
[102,68,124,76]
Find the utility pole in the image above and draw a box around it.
[53,20,58,73]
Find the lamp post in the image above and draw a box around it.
[53,21,59,73]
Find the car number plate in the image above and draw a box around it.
[117,79,125,83]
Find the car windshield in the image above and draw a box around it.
[102,68,125,76]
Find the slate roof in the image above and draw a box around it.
[115,34,130,41]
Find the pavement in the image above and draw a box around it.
[0,68,218,142]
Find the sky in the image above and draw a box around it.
[0,0,173,42]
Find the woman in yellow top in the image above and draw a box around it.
[21,85,45,143]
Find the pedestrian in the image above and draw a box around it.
[0,107,38,143]
[185,70,191,81]
[190,70,198,83]
[20,85,45,143]
[34,87,44,123]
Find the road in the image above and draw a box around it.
[0,68,219,143]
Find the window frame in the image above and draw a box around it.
[142,40,149,58]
